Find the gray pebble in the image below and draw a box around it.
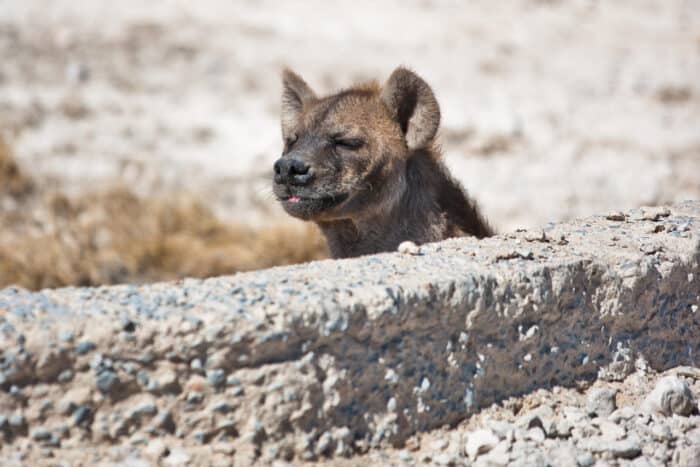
[9,414,25,428]
[152,410,176,434]
[578,437,642,459]
[120,318,137,332]
[642,375,695,417]
[73,406,92,426]
[673,445,700,467]
[206,368,226,388]
[587,387,618,417]
[465,429,499,460]
[75,341,96,355]
[57,370,73,383]
[226,375,241,386]
[211,401,233,414]
[190,358,204,372]
[132,402,158,419]
[31,427,52,441]
[186,392,204,405]
[95,370,120,395]
[576,452,595,467]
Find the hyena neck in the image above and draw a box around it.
[318,149,492,258]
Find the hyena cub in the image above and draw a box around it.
[273,67,493,258]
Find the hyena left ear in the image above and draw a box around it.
[281,68,317,138]
[381,67,440,150]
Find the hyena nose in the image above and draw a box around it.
[273,158,313,186]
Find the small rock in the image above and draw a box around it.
[642,375,695,416]
[672,445,700,467]
[226,375,241,386]
[548,445,578,466]
[496,249,534,261]
[650,422,672,441]
[75,341,96,355]
[477,441,511,466]
[36,348,70,381]
[163,447,191,466]
[594,418,626,440]
[609,406,636,424]
[576,451,595,467]
[465,429,499,460]
[431,438,449,451]
[190,358,204,373]
[433,453,457,465]
[144,439,169,459]
[206,369,226,388]
[31,428,52,441]
[130,401,158,419]
[120,318,137,332]
[186,392,204,405]
[517,405,555,435]
[151,410,176,434]
[57,370,73,383]
[73,406,92,426]
[555,418,574,438]
[95,370,120,395]
[185,375,208,392]
[587,387,618,417]
[213,442,236,455]
[193,430,211,443]
[316,431,333,455]
[629,456,658,467]
[211,401,234,414]
[486,420,516,442]
[151,368,179,393]
[398,241,422,255]
[526,426,546,442]
[578,437,642,459]
[606,212,627,221]
[58,387,92,415]
[8,414,27,435]
[632,206,671,222]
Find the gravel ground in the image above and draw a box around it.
[1,202,698,465]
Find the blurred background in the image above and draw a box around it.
[1,0,698,290]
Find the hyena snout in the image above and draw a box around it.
[273,156,313,186]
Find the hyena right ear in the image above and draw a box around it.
[381,67,440,150]
[281,69,316,138]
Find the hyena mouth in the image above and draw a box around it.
[280,193,349,218]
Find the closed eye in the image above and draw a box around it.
[284,134,298,149]
[333,137,364,150]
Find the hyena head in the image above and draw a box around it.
[272,67,440,222]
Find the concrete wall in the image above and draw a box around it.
[0,201,698,461]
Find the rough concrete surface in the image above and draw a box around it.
[1,201,699,466]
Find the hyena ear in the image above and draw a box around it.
[380,67,440,150]
[281,68,316,138]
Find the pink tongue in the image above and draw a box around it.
[288,196,301,203]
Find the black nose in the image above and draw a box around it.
[273,158,313,186]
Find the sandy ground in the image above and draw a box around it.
[1,0,699,233]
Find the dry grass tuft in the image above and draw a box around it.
[0,135,33,197]
[0,137,328,290]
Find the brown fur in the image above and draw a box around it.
[273,67,493,258]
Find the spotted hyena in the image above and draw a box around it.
[272,67,493,258]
